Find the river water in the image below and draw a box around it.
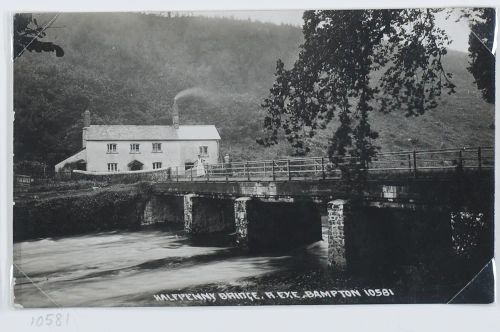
[13,218,456,307]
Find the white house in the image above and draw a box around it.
[55,107,221,173]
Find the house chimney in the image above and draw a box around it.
[83,110,91,128]
[82,110,90,148]
[172,100,180,129]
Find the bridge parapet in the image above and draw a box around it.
[152,168,493,208]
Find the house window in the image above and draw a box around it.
[107,163,118,172]
[199,146,208,156]
[152,143,162,153]
[130,143,140,153]
[107,143,117,153]
[153,162,162,169]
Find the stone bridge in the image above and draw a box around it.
[145,165,494,272]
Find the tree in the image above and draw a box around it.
[467,8,495,104]
[258,9,456,168]
[13,13,64,60]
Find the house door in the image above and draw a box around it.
[128,160,144,171]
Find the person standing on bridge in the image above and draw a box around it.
[224,153,232,176]
[195,155,206,177]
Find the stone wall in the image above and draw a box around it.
[73,168,172,184]
[234,198,252,249]
[14,186,147,241]
[327,200,350,271]
[450,211,493,261]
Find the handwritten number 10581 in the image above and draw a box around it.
[30,313,69,327]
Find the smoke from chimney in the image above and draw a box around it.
[174,87,205,101]
[172,87,208,129]
[172,100,180,129]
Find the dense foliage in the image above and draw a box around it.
[467,8,496,104]
[259,9,460,167]
[14,13,64,59]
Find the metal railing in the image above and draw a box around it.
[171,156,340,182]
[166,146,494,182]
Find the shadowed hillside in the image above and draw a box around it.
[14,12,494,167]
[308,49,495,154]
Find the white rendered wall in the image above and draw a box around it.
[85,140,219,172]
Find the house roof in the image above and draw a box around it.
[86,125,221,141]
[54,149,87,171]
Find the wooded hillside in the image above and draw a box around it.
[14,12,494,167]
